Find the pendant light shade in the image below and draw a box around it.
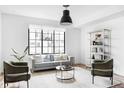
[60,5,73,25]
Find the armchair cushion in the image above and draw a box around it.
[11,61,28,66]
[5,73,31,83]
[91,69,113,77]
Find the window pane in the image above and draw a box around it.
[60,41,64,46]
[55,41,59,46]
[60,32,64,35]
[43,41,48,47]
[43,33,48,40]
[55,35,59,40]
[60,47,64,53]
[48,47,53,53]
[48,33,53,40]
[30,33,35,39]
[30,48,35,54]
[36,41,41,47]
[55,47,59,53]
[36,29,41,33]
[36,33,41,40]
[48,41,53,46]
[36,48,41,54]
[30,40,35,46]
[55,31,59,35]
[60,35,64,40]
[43,47,48,53]
[30,29,35,32]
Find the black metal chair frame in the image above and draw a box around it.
[91,59,113,85]
[3,61,30,88]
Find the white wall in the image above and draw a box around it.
[1,13,81,72]
[2,14,59,62]
[81,15,124,76]
[0,11,2,73]
[65,28,81,63]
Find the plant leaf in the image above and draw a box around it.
[11,54,20,61]
[11,48,18,54]
[20,53,27,60]
[24,46,28,53]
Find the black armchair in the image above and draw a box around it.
[91,59,113,85]
[3,61,31,88]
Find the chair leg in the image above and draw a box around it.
[27,80,29,88]
[92,76,94,84]
[111,76,113,85]
[4,82,6,88]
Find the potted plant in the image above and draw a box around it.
[11,46,29,62]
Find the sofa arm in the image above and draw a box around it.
[68,56,75,65]
[31,59,35,72]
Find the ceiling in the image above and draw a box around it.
[0,5,124,27]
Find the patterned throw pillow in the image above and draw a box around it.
[50,55,54,61]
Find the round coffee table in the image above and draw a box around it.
[56,65,75,80]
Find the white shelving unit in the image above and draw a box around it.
[89,29,111,64]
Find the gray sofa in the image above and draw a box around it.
[31,54,75,72]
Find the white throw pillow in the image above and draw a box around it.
[54,55,61,61]
[54,54,68,61]
[60,54,68,60]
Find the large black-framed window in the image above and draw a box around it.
[28,27,65,55]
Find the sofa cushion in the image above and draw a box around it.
[42,55,51,62]
[34,61,55,68]
[33,55,42,63]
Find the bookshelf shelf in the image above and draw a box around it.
[89,29,111,63]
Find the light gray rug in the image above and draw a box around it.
[0,67,120,88]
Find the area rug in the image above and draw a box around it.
[0,67,120,88]
[108,83,124,88]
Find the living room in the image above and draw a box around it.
[0,1,124,90]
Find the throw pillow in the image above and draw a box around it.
[50,55,54,61]
[54,55,61,61]
[60,54,68,60]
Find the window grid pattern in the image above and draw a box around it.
[28,28,65,55]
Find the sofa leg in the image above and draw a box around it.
[92,76,94,84]
[111,76,113,85]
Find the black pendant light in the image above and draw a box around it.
[60,5,73,25]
